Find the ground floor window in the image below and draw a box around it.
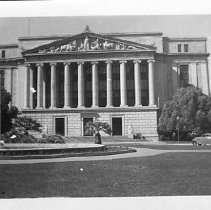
[54,117,65,136]
[83,117,94,136]
[112,117,122,136]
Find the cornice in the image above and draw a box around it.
[0,56,24,61]
[0,57,24,65]
[167,53,209,56]
[22,106,158,114]
[155,52,209,57]
[24,50,155,63]
[0,44,18,49]
[23,49,155,57]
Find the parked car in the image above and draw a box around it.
[192,133,211,145]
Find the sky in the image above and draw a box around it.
[1,15,211,44]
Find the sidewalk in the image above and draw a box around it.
[1,146,210,165]
[0,148,164,165]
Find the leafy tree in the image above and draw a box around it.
[1,85,18,133]
[158,86,211,140]
[85,119,112,144]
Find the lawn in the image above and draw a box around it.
[1,151,211,198]
[121,143,211,150]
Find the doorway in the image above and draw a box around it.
[83,118,93,136]
[112,117,122,136]
[55,117,65,136]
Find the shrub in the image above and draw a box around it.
[2,133,65,144]
[20,134,37,143]
[38,135,66,144]
[2,132,36,143]
[133,133,146,140]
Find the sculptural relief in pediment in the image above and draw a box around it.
[37,36,140,54]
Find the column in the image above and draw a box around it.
[189,63,198,87]
[134,60,142,106]
[43,69,46,108]
[77,62,85,108]
[148,59,155,106]
[50,63,57,109]
[64,62,71,108]
[29,67,34,109]
[106,61,113,107]
[91,61,99,108]
[24,64,30,109]
[120,60,127,107]
[36,63,44,109]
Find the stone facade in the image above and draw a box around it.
[0,27,210,140]
[23,107,158,138]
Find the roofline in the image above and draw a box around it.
[164,37,207,41]
[18,33,208,43]
[0,44,18,49]
[18,35,69,41]
[18,32,164,41]
[104,32,163,37]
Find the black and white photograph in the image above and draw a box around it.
[0,0,211,209]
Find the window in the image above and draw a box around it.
[0,70,4,86]
[179,65,189,87]
[112,117,122,136]
[177,44,182,52]
[184,44,189,52]
[1,50,5,58]
[54,117,66,136]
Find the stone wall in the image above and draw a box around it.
[0,47,20,58]
[165,39,207,54]
[23,108,158,140]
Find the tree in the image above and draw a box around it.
[85,119,112,144]
[0,83,42,135]
[1,85,18,133]
[158,86,211,141]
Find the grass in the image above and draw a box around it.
[1,150,211,198]
[119,144,211,150]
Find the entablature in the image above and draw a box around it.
[24,50,155,64]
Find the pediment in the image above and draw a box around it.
[22,31,156,55]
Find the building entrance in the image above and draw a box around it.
[112,117,122,136]
[83,118,94,136]
[55,117,65,136]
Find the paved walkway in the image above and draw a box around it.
[3,143,104,149]
[1,148,211,165]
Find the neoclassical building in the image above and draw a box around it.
[0,26,210,139]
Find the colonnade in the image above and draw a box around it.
[24,59,155,109]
